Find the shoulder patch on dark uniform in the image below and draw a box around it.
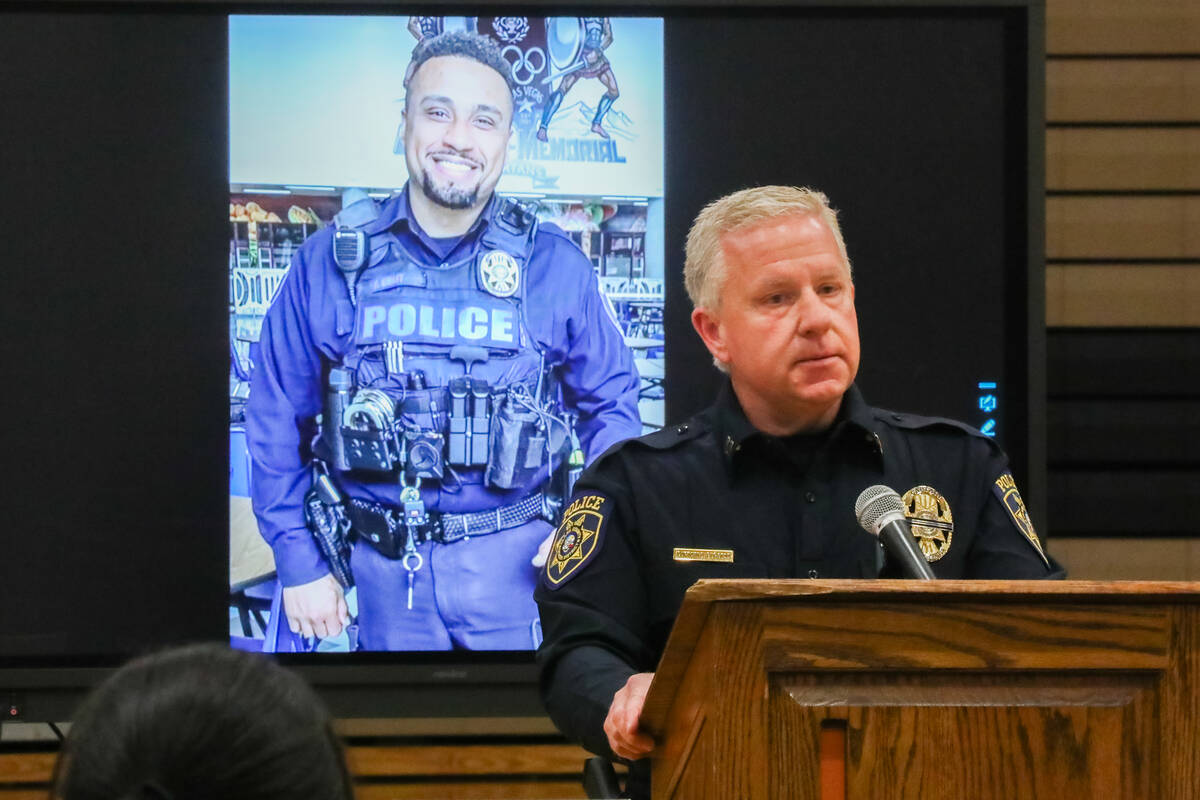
[993,472,1051,567]
[542,493,609,590]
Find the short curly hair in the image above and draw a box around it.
[406,31,515,104]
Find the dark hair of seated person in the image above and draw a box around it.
[52,643,354,800]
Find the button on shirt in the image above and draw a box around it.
[535,381,1062,784]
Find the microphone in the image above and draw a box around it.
[854,485,936,580]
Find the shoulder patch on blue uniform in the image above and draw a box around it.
[543,493,609,590]
[993,472,1051,567]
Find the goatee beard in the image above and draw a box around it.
[423,174,479,210]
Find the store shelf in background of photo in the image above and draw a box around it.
[568,229,645,277]
[603,232,645,278]
[229,220,316,324]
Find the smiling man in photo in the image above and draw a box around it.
[246,31,641,652]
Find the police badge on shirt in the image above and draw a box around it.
[902,484,954,563]
[542,494,608,590]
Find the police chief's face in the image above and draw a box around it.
[693,212,860,432]
[403,56,513,211]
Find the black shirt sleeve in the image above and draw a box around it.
[537,645,634,761]
[535,453,658,757]
[966,450,1065,579]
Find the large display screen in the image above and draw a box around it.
[228,15,665,653]
[1,3,1037,718]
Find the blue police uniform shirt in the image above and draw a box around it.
[246,186,642,588]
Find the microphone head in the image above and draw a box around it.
[854,485,906,536]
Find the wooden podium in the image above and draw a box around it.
[639,580,1200,800]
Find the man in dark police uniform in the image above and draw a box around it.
[535,186,1062,798]
[247,32,641,652]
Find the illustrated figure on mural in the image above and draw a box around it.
[537,17,620,141]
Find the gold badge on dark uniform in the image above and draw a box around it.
[902,485,954,562]
[543,494,607,589]
[993,472,1051,567]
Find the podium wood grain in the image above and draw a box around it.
[642,580,1200,800]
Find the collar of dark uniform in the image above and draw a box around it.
[388,183,493,262]
[714,381,885,477]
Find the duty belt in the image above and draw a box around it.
[348,492,547,556]
[438,492,547,542]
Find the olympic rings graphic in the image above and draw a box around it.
[501,44,546,86]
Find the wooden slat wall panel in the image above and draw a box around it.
[1047,0,1200,55]
[1046,60,1200,123]
[0,742,603,799]
[0,753,53,784]
[1046,265,1200,326]
[1046,196,1200,260]
[335,718,560,737]
[1046,329,1200,398]
[346,743,590,777]
[1043,0,1199,576]
[1052,538,1200,581]
[1047,470,1200,535]
[1,781,588,800]
[1047,400,1200,465]
[1045,329,1200,544]
[1047,129,1200,190]
[355,781,585,800]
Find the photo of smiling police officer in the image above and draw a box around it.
[242,30,643,652]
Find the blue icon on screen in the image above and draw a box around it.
[980,419,997,436]
[978,395,997,413]
[977,381,997,390]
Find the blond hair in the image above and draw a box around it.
[684,185,851,312]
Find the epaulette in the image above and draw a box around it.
[333,195,381,230]
[588,418,708,470]
[875,409,999,446]
[633,419,709,450]
[534,219,577,244]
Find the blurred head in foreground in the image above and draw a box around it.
[53,643,353,800]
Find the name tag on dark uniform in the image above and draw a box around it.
[672,548,734,563]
